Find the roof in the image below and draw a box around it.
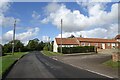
[55,37,118,45]
[55,38,79,45]
[77,38,118,43]
[115,34,120,39]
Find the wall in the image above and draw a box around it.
[53,39,58,52]
[80,42,118,49]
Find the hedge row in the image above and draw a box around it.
[58,46,95,54]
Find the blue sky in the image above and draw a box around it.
[0,1,119,45]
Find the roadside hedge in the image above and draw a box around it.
[58,46,95,54]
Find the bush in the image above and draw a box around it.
[58,46,95,54]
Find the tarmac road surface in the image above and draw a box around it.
[5,51,114,79]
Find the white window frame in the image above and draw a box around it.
[88,43,90,46]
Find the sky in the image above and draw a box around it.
[0,0,119,45]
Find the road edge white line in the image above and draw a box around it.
[51,57,114,79]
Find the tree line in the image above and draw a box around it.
[0,38,53,56]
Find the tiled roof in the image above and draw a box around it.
[55,37,118,45]
[115,34,120,39]
[55,38,79,45]
[77,38,118,43]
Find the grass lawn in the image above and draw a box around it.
[0,52,28,77]
[42,51,63,56]
[103,60,120,68]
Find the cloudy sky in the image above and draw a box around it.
[0,0,119,45]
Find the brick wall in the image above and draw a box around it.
[112,52,120,62]
[80,42,118,49]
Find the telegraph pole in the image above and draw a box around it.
[61,19,63,53]
[48,37,50,51]
[12,20,16,55]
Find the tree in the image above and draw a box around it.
[68,34,75,38]
[26,38,39,51]
[3,40,24,53]
[0,44,3,56]
[37,41,45,51]
[3,43,12,53]
[43,44,49,51]
[49,41,54,51]
[9,40,24,52]
[80,34,83,38]
[43,41,53,51]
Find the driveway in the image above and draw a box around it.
[5,51,112,79]
[52,53,118,78]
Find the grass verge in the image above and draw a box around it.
[103,60,120,68]
[42,51,63,56]
[0,52,28,77]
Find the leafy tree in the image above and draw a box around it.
[37,41,45,51]
[3,40,24,53]
[43,44,49,51]
[49,41,54,51]
[68,34,75,38]
[3,43,12,53]
[0,44,3,56]
[9,40,24,52]
[43,41,53,51]
[27,38,39,51]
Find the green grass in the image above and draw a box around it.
[0,52,28,76]
[42,51,63,56]
[103,60,120,68]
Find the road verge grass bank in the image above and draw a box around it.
[42,51,63,56]
[0,52,28,77]
[103,60,120,68]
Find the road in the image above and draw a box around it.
[5,51,114,79]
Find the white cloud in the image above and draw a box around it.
[42,2,118,38]
[0,0,10,14]
[0,0,20,27]
[76,0,111,3]
[32,11,40,20]
[42,3,118,32]
[42,36,50,42]
[56,23,118,39]
[0,0,10,27]
[2,16,20,27]
[2,27,40,45]
[91,0,111,2]
[44,2,61,14]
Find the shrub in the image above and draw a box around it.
[58,46,95,54]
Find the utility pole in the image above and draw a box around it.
[12,20,16,55]
[48,37,50,51]
[61,19,63,53]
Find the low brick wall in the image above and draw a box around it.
[112,52,120,62]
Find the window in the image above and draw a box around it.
[81,43,85,46]
[68,45,70,47]
[107,43,110,46]
[95,43,98,46]
[88,43,90,46]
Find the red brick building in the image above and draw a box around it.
[53,35,119,52]
[115,34,120,48]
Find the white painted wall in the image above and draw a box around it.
[59,45,76,47]
[102,43,105,49]
[111,43,115,48]
[53,39,58,52]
